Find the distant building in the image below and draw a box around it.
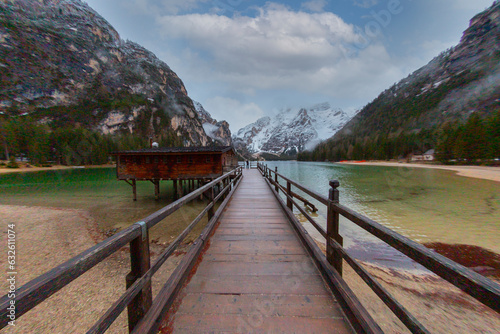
[423,149,435,161]
[410,149,435,162]
[112,146,238,200]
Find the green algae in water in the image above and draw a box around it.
[0,167,211,243]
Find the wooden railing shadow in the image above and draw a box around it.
[0,167,243,333]
[258,163,500,334]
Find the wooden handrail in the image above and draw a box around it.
[261,176,383,334]
[88,172,242,334]
[257,162,500,333]
[131,174,244,334]
[334,202,500,313]
[0,167,243,331]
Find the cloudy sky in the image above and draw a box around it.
[85,0,494,131]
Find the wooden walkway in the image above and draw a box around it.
[169,169,353,333]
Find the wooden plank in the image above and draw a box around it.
[212,234,297,241]
[202,254,311,263]
[215,228,293,235]
[176,293,340,318]
[207,240,306,255]
[171,314,351,334]
[194,261,318,276]
[184,274,331,295]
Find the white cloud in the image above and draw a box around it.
[157,5,403,102]
[301,0,327,12]
[203,97,265,131]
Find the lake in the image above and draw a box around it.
[0,167,211,243]
[262,161,500,271]
[1,162,499,271]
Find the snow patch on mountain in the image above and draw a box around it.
[194,101,232,146]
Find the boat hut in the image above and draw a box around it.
[113,146,238,201]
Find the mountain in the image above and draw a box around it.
[233,103,354,159]
[0,0,210,146]
[193,101,232,146]
[303,2,500,162]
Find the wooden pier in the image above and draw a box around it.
[1,163,499,334]
[168,169,352,333]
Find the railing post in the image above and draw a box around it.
[126,223,152,332]
[208,186,215,220]
[286,181,293,210]
[327,180,343,276]
[274,167,279,193]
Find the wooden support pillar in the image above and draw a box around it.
[155,180,160,200]
[199,179,204,200]
[132,180,137,201]
[173,179,178,200]
[327,180,343,276]
[126,225,152,332]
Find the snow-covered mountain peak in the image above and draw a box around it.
[233,103,355,158]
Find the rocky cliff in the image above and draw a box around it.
[193,101,232,146]
[302,1,500,162]
[0,0,211,146]
[333,1,500,140]
[233,103,354,158]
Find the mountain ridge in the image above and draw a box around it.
[301,2,500,162]
[0,0,211,147]
[233,102,354,159]
[193,101,232,146]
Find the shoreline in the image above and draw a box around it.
[0,164,115,175]
[337,161,500,183]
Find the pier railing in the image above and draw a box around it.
[258,163,500,334]
[238,160,258,169]
[0,167,243,333]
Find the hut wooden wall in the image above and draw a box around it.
[117,153,223,180]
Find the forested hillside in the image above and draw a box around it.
[0,0,212,166]
[299,2,500,164]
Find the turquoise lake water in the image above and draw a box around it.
[1,162,499,270]
[262,161,500,270]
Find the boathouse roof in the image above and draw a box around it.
[112,146,234,155]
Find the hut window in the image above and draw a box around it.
[177,156,182,163]
[188,156,193,164]
[146,157,150,164]
[163,156,168,163]
[154,156,159,163]
[206,156,211,163]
